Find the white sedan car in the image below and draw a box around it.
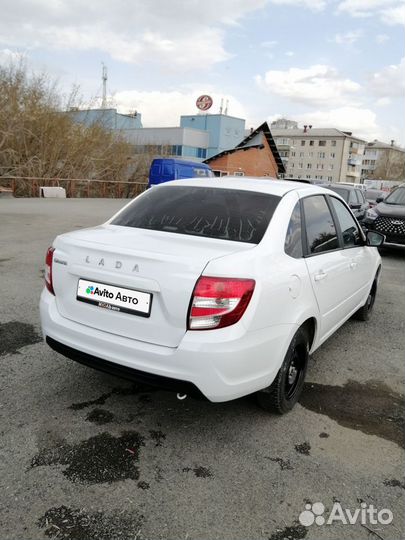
[40,178,384,413]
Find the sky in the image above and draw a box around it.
[0,0,404,144]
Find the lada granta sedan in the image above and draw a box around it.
[40,178,384,413]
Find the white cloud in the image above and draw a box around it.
[375,33,390,43]
[336,0,405,25]
[255,64,361,107]
[269,0,326,11]
[380,4,405,25]
[111,89,248,127]
[332,30,363,45]
[0,0,268,69]
[0,48,24,64]
[261,40,278,48]
[294,107,382,140]
[369,57,405,97]
[285,51,295,56]
[375,97,391,106]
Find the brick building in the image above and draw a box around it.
[203,122,285,178]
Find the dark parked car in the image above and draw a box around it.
[364,184,405,247]
[325,184,369,221]
[365,189,385,208]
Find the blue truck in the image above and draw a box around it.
[148,158,214,187]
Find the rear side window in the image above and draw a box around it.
[349,190,358,206]
[303,195,339,254]
[285,202,303,258]
[193,168,209,177]
[329,197,363,247]
[112,186,281,244]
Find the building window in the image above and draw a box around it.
[328,176,333,181]
[306,174,311,179]
[301,140,305,146]
[298,163,303,169]
[370,160,376,166]
[328,164,334,170]
[319,140,326,146]
[318,152,326,159]
[291,163,294,168]
[309,140,314,146]
[331,140,336,147]
[234,171,245,176]
[307,163,312,169]
[299,151,304,157]
[308,152,313,158]
[291,151,296,157]
[330,152,335,158]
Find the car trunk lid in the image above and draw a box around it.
[52,225,253,348]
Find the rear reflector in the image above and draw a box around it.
[45,247,55,295]
[188,276,255,330]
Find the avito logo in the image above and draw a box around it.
[86,285,95,295]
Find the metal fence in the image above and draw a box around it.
[0,176,148,198]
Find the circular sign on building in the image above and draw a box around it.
[196,95,213,111]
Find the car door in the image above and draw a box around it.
[328,195,374,310]
[302,194,356,343]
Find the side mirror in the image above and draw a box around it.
[366,230,385,247]
[376,196,384,204]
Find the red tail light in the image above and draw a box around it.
[188,276,255,330]
[45,247,55,295]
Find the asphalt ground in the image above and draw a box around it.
[0,198,404,540]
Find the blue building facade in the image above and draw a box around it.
[180,114,245,158]
[68,108,143,130]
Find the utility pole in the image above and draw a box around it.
[101,63,107,109]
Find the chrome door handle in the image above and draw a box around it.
[314,271,327,282]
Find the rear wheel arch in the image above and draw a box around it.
[301,317,317,350]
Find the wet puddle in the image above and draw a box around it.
[31,431,144,484]
[38,505,144,540]
[0,321,41,356]
[300,380,404,448]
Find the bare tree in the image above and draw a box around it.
[373,149,405,181]
[0,62,150,196]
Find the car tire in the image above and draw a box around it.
[256,326,309,414]
[353,278,377,322]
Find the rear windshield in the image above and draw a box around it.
[111,185,281,244]
[327,186,349,202]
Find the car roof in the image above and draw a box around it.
[160,176,329,197]
[326,183,359,191]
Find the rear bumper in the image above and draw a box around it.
[40,288,295,402]
[46,336,205,398]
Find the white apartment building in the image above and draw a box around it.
[271,126,366,183]
[361,140,405,180]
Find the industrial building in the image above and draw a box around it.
[68,108,143,130]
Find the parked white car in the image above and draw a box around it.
[40,178,384,413]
